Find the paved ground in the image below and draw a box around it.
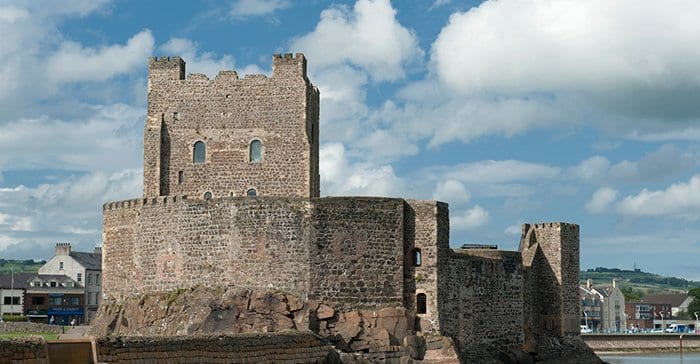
[56,325,91,339]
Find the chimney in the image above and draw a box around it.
[94,246,102,255]
[55,243,71,256]
[612,278,617,288]
[586,278,592,289]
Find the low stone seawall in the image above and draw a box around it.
[0,322,60,334]
[584,334,700,353]
[0,337,48,364]
[95,332,336,363]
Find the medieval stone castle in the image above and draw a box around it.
[99,54,590,363]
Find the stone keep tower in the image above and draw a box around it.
[519,222,580,338]
[143,53,320,199]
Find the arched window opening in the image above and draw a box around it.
[417,293,427,314]
[249,139,262,162]
[203,191,212,200]
[193,141,206,164]
[412,248,422,267]
[247,188,257,197]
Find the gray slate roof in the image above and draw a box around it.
[0,273,35,289]
[70,251,102,270]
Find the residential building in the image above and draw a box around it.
[24,274,83,324]
[625,301,671,330]
[580,286,602,331]
[0,272,34,317]
[642,293,692,317]
[37,243,102,323]
[579,279,626,332]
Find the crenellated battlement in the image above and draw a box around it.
[103,195,189,211]
[272,53,307,79]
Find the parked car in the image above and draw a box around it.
[580,325,593,334]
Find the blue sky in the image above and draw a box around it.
[1,0,700,280]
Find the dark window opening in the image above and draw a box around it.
[412,248,422,266]
[178,171,184,184]
[204,191,212,200]
[193,141,206,164]
[247,188,257,197]
[250,139,262,162]
[173,112,179,120]
[32,296,45,305]
[4,296,20,305]
[417,293,427,314]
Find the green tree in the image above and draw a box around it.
[688,297,700,318]
[620,285,642,301]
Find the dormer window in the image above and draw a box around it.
[193,141,206,164]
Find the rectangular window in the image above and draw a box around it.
[31,296,45,305]
[67,297,80,306]
[178,171,184,184]
[50,297,62,305]
[50,281,57,287]
[87,274,91,284]
[77,273,82,282]
[96,274,100,286]
[59,261,64,270]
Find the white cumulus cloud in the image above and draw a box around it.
[586,187,618,213]
[451,205,489,231]
[616,175,700,218]
[291,0,422,82]
[47,29,154,84]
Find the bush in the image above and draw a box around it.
[1,315,28,322]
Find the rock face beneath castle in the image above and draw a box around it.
[97,54,601,363]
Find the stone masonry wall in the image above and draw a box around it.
[442,250,524,363]
[0,337,48,364]
[102,196,410,306]
[309,198,406,307]
[144,54,319,199]
[519,222,580,339]
[403,200,450,334]
[102,196,310,299]
[95,332,336,363]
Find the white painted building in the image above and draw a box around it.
[38,243,102,323]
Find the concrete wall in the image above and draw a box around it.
[102,196,414,307]
[144,54,319,199]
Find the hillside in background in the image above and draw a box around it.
[581,267,700,297]
[0,259,45,274]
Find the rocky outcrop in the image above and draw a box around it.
[91,286,433,361]
[91,286,310,336]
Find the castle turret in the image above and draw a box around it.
[520,222,580,338]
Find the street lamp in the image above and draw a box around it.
[694,312,698,334]
[583,310,589,330]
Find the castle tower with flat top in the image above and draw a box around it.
[143,53,320,199]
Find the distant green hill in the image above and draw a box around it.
[0,259,45,274]
[580,267,700,298]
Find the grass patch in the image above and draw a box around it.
[0,332,60,340]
